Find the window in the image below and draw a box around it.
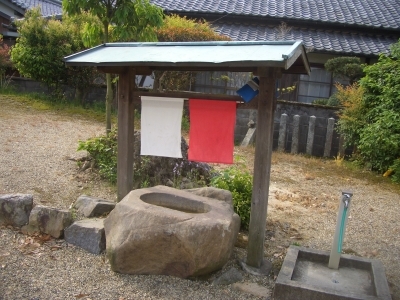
[297,66,349,104]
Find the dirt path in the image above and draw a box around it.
[0,95,399,299]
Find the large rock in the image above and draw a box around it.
[21,205,72,238]
[104,185,240,278]
[65,219,105,254]
[74,195,115,217]
[0,194,33,227]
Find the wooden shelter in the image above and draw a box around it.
[64,41,310,272]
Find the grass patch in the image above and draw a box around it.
[229,147,400,194]
[0,87,115,124]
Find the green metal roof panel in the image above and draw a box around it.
[64,41,310,74]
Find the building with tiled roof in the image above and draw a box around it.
[2,0,399,103]
[150,0,400,103]
[0,0,62,39]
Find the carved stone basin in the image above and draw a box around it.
[104,185,240,278]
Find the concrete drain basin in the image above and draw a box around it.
[274,246,392,300]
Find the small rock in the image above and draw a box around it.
[0,194,33,227]
[235,232,248,248]
[213,267,243,285]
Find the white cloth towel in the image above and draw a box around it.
[140,96,184,158]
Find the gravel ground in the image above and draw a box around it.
[0,95,399,299]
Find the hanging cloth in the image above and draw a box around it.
[188,99,236,164]
[140,96,184,158]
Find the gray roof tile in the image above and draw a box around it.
[10,0,62,17]
[150,0,400,29]
[213,22,398,55]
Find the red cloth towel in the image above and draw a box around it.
[188,99,236,164]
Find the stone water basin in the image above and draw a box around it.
[104,185,240,278]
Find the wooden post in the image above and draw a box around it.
[246,67,279,271]
[117,67,136,202]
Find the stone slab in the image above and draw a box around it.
[65,219,105,255]
[274,246,392,300]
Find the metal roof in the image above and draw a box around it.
[64,41,310,74]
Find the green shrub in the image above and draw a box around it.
[357,110,400,173]
[211,167,253,230]
[327,93,340,106]
[312,98,329,106]
[77,129,117,183]
[77,129,212,188]
[324,56,364,84]
[334,39,400,178]
[181,113,190,133]
[390,158,400,183]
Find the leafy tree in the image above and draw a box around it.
[325,56,364,84]
[10,8,98,100]
[336,39,400,179]
[154,14,231,91]
[63,0,164,134]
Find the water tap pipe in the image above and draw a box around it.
[328,191,353,270]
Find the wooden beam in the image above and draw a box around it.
[150,66,259,73]
[246,67,278,269]
[135,90,243,102]
[98,66,152,75]
[117,67,136,201]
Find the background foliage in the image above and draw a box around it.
[153,15,231,91]
[336,39,400,181]
[10,8,98,101]
[63,0,164,133]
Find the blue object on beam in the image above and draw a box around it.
[236,77,259,103]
